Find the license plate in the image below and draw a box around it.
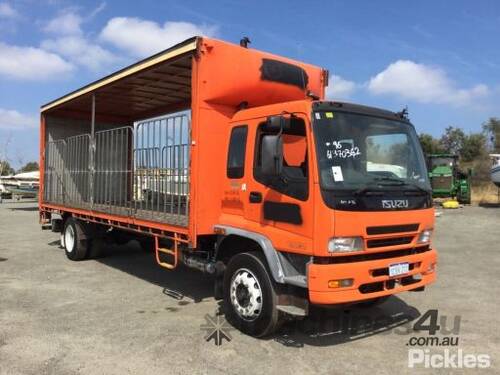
[389,262,409,277]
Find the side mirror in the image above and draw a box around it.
[265,115,290,132]
[261,134,283,176]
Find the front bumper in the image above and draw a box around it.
[308,248,437,304]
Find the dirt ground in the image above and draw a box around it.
[1,200,499,374]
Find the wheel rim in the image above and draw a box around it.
[230,268,263,321]
[64,225,75,253]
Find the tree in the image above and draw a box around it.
[440,126,465,155]
[482,117,500,152]
[0,133,13,175]
[19,161,39,173]
[0,160,14,176]
[460,133,487,162]
[418,133,444,155]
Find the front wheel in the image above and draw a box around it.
[223,252,282,337]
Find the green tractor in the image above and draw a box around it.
[427,154,471,204]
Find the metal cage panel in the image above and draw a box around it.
[134,114,190,224]
[43,112,190,227]
[64,134,91,208]
[93,127,132,215]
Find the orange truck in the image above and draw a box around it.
[39,36,437,337]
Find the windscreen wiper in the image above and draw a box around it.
[353,177,431,196]
[354,185,386,196]
[372,176,405,185]
[354,177,405,196]
[373,177,431,194]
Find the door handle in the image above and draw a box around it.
[249,191,262,203]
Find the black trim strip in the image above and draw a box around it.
[366,224,419,235]
[263,201,302,224]
[314,246,430,264]
[367,236,414,248]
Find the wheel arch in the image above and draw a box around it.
[214,225,285,284]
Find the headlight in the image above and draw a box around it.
[328,237,364,253]
[417,229,433,244]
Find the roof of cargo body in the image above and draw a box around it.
[41,37,199,118]
[41,36,327,121]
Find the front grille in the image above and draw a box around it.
[366,224,419,235]
[314,245,430,264]
[367,236,413,248]
[431,176,452,190]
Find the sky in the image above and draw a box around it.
[0,0,499,168]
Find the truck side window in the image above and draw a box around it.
[227,125,248,179]
[254,118,308,200]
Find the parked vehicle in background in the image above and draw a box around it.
[490,154,500,188]
[39,37,437,337]
[427,154,471,204]
[1,171,39,201]
[0,177,10,203]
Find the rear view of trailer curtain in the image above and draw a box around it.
[43,112,190,227]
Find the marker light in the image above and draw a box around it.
[328,237,364,253]
[328,279,354,288]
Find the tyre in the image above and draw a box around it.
[458,188,471,205]
[223,251,282,337]
[63,218,90,261]
[60,232,65,249]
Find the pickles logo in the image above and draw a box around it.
[409,349,491,369]
[407,310,491,369]
[382,199,409,209]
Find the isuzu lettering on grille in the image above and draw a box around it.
[382,199,409,209]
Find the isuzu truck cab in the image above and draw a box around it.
[39,37,437,337]
[217,100,437,334]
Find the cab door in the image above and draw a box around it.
[243,114,314,254]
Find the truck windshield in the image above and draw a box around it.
[313,111,430,193]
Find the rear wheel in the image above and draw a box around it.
[60,232,65,249]
[223,252,282,337]
[63,218,90,261]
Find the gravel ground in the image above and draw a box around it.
[0,200,499,374]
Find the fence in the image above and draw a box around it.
[43,113,190,227]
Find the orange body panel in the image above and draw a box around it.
[189,39,326,240]
[309,248,437,304]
